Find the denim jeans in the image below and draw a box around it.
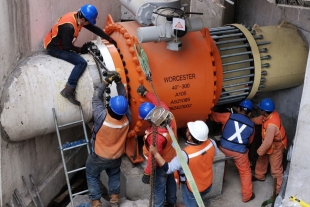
[154,167,177,207]
[47,48,87,88]
[86,152,122,201]
[181,183,212,207]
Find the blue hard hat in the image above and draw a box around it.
[110,96,128,115]
[80,4,98,25]
[239,99,253,111]
[139,102,155,120]
[258,98,275,112]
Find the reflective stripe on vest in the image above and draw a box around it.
[183,140,215,192]
[95,112,129,159]
[262,111,287,154]
[43,12,80,49]
[221,113,254,153]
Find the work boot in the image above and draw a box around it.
[243,193,255,203]
[252,176,265,182]
[60,85,80,106]
[91,200,101,207]
[110,194,119,207]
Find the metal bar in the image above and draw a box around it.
[219,44,250,51]
[221,87,250,95]
[14,189,26,207]
[67,167,86,174]
[261,55,271,60]
[12,193,20,206]
[224,74,254,81]
[210,29,240,35]
[222,58,253,66]
[257,41,271,46]
[79,105,91,154]
[215,38,247,45]
[29,175,45,207]
[58,120,83,129]
[223,81,253,88]
[217,97,246,105]
[262,63,270,68]
[209,26,235,32]
[72,189,89,197]
[259,48,268,53]
[223,66,254,74]
[219,92,249,100]
[22,176,38,207]
[63,142,88,151]
[52,108,74,207]
[10,197,15,207]
[221,51,252,58]
[254,35,264,40]
[212,33,244,40]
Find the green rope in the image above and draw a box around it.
[166,126,205,207]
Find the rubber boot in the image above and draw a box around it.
[60,85,80,106]
[110,194,119,207]
[91,200,101,207]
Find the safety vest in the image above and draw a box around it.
[94,112,129,159]
[143,128,176,162]
[221,113,254,153]
[183,139,215,192]
[43,12,81,49]
[262,111,287,154]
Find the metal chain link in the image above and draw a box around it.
[135,43,163,207]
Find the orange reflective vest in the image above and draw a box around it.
[94,112,129,159]
[43,12,81,49]
[143,129,176,162]
[183,139,215,192]
[262,111,287,154]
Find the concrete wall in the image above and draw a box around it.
[0,0,120,206]
[234,0,310,203]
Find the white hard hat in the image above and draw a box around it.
[187,120,209,141]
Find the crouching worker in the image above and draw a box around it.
[149,121,218,207]
[137,85,177,207]
[86,72,132,207]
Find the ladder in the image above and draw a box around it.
[52,106,91,207]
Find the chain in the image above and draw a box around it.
[149,124,157,207]
[135,43,162,207]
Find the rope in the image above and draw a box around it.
[135,43,161,206]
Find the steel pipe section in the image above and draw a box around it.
[212,22,308,105]
[0,42,124,142]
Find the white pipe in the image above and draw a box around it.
[0,44,118,142]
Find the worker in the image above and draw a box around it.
[149,120,218,207]
[44,4,117,106]
[85,72,131,207]
[251,98,287,194]
[137,85,177,207]
[210,99,255,202]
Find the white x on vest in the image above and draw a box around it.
[227,121,247,144]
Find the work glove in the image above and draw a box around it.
[104,71,119,84]
[112,72,121,83]
[142,173,150,184]
[137,85,148,97]
[81,41,94,54]
[109,38,118,48]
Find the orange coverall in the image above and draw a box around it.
[252,114,285,194]
[211,112,254,202]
